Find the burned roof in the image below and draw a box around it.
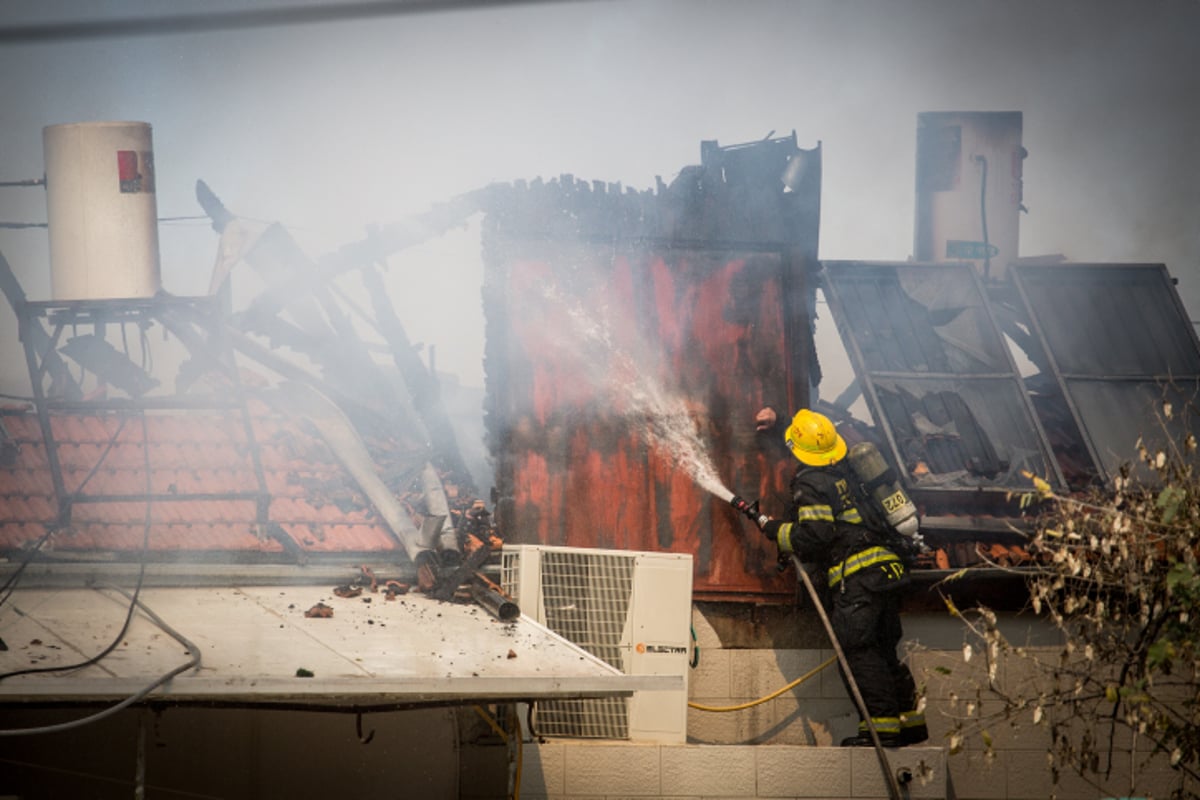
[819,258,1200,563]
[0,399,456,564]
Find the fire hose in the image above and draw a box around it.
[687,655,836,712]
[729,495,905,800]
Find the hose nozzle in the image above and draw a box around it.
[729,494,758,521]
[730,495,774,532]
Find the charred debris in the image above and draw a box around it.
[0,176,508,610]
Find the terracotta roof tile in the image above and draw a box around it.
[0,522,51,548]
[1,467,52,495]
[43,521,283,552]
[0,408,424,561]
[283,522,399,552]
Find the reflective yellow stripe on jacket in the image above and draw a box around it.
[827,546,902,588]
[793,503,864,526]
[775,503,866,555]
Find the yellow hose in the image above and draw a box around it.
[473,705,508,741]
[473,704,523,800]
[687,654,837,712]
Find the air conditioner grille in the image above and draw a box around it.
[537,695,629,740]
[504,549,637,739]
[540,550,633,671]
[499,551,521,600]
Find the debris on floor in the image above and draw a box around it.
[305,602,334,618]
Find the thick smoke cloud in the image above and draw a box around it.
[0,0,1196,396]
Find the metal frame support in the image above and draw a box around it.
[17,295,272,527]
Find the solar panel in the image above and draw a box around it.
[1012,263,1200,483]
[822,261,1064,494]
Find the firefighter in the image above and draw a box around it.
[756,408,928,747]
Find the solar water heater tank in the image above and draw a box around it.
[43,121,162,300]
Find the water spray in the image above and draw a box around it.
[544,284,737,503]
[536,283,794,543]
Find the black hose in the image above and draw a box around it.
[0,412,152,681]
[791,555,903,800]
[0,586,201,736]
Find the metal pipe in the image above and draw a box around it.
[470,575,519,622]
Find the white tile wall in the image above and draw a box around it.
[520,740,946,799]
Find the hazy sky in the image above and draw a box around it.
[1,0,1197,395]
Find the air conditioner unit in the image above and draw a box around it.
[500,544,693,743]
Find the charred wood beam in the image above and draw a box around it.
[58,333,160,396]
[232,305,426,437]
[429,538,493,602]
[239,222,337,339]
[208,216,428,437]
[359,261,473,489]
[263,521,307,564]
[197,182,335,338]
[221,325,396,434]
[0,417,16,466]
[194,182,450,446]
[232,310,330,353]
[0,249,80,401]
[243,189,488,320]
[195,179,234,233]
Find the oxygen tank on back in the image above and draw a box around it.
[846,441,920,538]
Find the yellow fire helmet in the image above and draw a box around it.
[784,409,847,466]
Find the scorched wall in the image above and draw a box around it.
[481,135,822,600]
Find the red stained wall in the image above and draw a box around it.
[489,241,810,599]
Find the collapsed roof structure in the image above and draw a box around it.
[3,114,1198,603]
[0,122,678,734]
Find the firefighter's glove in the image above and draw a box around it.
[759,517,783,541]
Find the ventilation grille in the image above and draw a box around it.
[501,548,635,739]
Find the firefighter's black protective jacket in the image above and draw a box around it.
[774,463,908,592]
[761,460,923,744]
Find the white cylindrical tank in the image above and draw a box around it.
[43,121,162,300]
[914,111,1025,281]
